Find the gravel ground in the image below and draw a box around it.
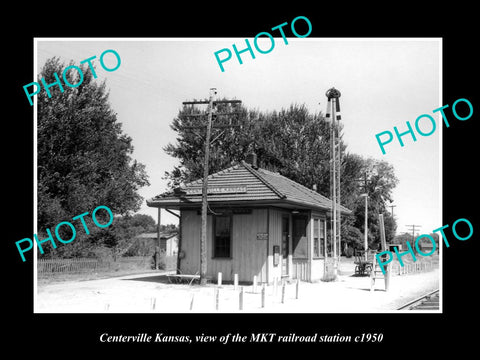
[35,265,440,313]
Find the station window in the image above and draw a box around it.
[213,215,231,258]
[313,218,326,258]
[292,216,308,258]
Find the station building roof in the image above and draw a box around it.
[147,161,352,215]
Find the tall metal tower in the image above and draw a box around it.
[325,87,342,275]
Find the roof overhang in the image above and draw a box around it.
[146,197,352,216]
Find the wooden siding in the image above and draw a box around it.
[310,210,327,281]
[231,210,268,283]
[179,211,201,276]
[180,207,329,284]
[292,210,327,282]
[268,208,281,283]
[267,208,292,283]
[307,214,313,280]
[292,259,310,281]
[179,209,268,283]
[310,259,325,281]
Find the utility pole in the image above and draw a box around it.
[355,171,370,260]
[361,193,368,260]
[156,208,161,270]
[389,204,396,218]
[200,89,214,286]
[181,89,241,285]
[406,224,421,244]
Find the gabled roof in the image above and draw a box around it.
[146,161,351,214]
[135,232,178,240]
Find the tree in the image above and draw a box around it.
[393,232,439,255]
[349,158,399,251]
[164,101,399,253]
[164,103,335,192]
[99,214,156,261]
[37,57,150,257]
[128,213,156,232]
[393,232,415,252]
[164,99,257,187]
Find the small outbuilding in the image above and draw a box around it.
[135,232,179,256]
[388,243,403,253]
[147,158,351,283]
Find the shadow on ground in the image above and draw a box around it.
[122,275,172,284]
[122,274,258,287]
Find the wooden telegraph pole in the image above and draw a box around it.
[355,171,371,261]
[182,89,242,285]
[389,204,396,218]
[156,208,161,270]
[406,224,421,244]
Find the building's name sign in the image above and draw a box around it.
[185,186,247,195]
[256,233,268,241]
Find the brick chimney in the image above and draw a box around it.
[245,152,258,169]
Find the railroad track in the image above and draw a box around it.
[397,289,440,310]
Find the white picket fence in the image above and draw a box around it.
[38,258,111,274]
[37,256,177,274]
[390,258,436,276]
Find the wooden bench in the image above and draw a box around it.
[167,273,200,285]
[354,250,373,276]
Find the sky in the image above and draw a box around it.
[35,38,441,236]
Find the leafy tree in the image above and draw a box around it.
[128,213,156,232]
[164,102,399,253]
[349,158,399,250]
[99,214,156,261]
[393,232,439,255]
[37,57,149,257]
[393,232,415,253]
[160,223,179,233]
[124,222,179,257]
[164,99,257,187]
[164,103,335,190]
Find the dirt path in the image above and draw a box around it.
[35,268,440,313]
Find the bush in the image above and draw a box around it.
[321,258,337,282]
[345,247,354,258]
[150,251,167,270]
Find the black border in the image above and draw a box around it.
[7,5,479,353]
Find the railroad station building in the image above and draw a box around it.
[146,157,351,283]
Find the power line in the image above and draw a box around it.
[406,224,421,241]
[180,89,242,285]
[389,204,396,218]
[354,171,371,260]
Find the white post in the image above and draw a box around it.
[261,284,266,308]
[364,195,368,261]
[239,286,244,310]
[218,272,222,286]
[234,273,238,291]
[190,294,195,311]
[214,287,219,310]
